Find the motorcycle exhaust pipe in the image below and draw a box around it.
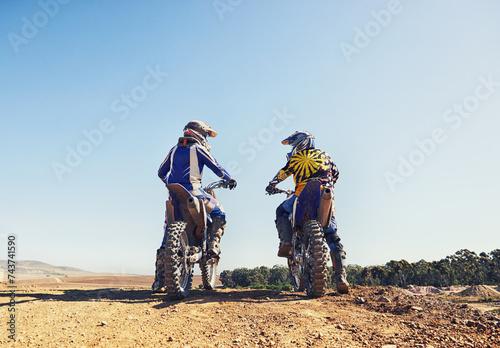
[187,196,206,228]
[317,187,333,229]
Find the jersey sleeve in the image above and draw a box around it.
[331,161,339,185]
[320,152,339,187]
[269,160,294,186]
[197,146,232,181]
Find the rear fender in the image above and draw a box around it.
[187,196,207,239]
[166,184,195,225]
[294,180,321,225]
[165,200,175,225]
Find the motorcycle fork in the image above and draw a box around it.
[290,228,304,264]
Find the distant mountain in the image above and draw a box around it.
[0,260,92,276]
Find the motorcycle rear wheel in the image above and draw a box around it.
[163,221,194,299]
[303,220,328,298]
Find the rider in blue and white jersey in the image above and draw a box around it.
[152,121,236,292]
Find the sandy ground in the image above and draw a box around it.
[1,276,499,348]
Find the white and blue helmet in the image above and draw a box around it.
[281,131,315,160]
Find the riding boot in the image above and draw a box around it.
[208,216,226,257]
[276,216,293,257]
[330,249,349,294]
[151,248,166,293]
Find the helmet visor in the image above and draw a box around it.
[281,135,294,145]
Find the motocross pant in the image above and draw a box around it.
[275,195,344,253]
[160,188,225,248]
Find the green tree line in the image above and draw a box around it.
[220,265,294,291]
[220,249,500,289]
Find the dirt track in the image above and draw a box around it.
[1,277,500,348]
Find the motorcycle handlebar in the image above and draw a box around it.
[267,188,294,196]
[204,180,229,191]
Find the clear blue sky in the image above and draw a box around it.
[1,1,499,275]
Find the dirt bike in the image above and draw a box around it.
[157,180,229,299]
[270,180,334,297]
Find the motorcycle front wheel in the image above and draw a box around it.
[288,243,305,292]
[163,220,194,299]
[200,257,218,290]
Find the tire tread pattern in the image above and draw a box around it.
[163,221,194,299]
[200,261,217,290]
[304,220,328,298]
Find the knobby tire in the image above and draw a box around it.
[200,259,217,290]
[303,220,328,298]
[200,224,217,290]
[163,221,194,299]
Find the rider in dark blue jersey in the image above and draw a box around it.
[266,131,349,294]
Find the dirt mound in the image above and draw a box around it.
[458,285,500,298]
[444,285,468,292]
[406,285,444,295]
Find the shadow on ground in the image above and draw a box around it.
[0,287,312,309]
